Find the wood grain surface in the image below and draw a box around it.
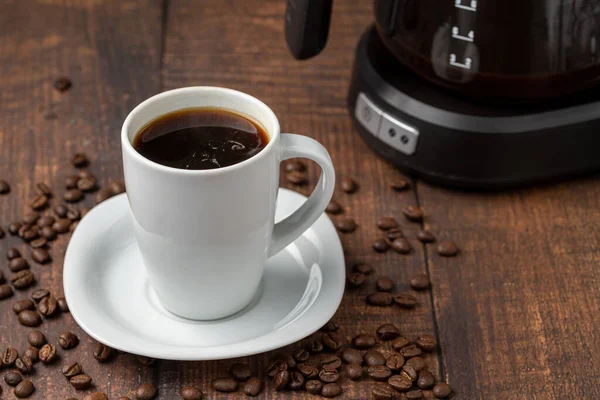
[0,1,598,399]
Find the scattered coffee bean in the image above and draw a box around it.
[39,295,59,317]
[30,237,47,248]
[31,248,51,264]
[0,284,14,299]
[385,353,405,371]
[11,270,34,289]
[94,343,114,362]
[326,200,342,214]
[52,218,71,233]
[321,332,342,351]
[3,347,18,366]
[372,383,400,400]
[392,337,411,351]
[14,379,35,398]
[407,389,424,399]
[110,180,126,195]
[417,370,435,389]
[22,227,39,241]
[28,330,46,347]
[64,189,84,203]
[284,353,296,369]
[273,369,290,391]
[372,239,389,253]
[78,170,94,179]
[400,344,422,358]
[321,355,342,370]
[8,258,29,272]
[340,177,358,193]
[352,262,374,275]
[181,385,203,400]
[403,205,424,221]
[352,333,377,349]
[341,348,363,364]
[391,179,410,191]
[437,240,459,257]
[394,293,417,309]
[7,247,21,260]
[433,382,452,398]
[54,76,72,92]
[417,229,436,243]
[318,368,339,383]
[135,383,157,399]
[367,292,393,306]
[77,176,97,192]
[289,371,305,390]
[321,320,339,332]
[376,276,394,292]
[405,356,426,371]
[71,373,93,390]
[15,357,33,374]
[18,310,41,327]
[389,373,413,392]
[377,323,400,340]
[229,362,252,381]
[40,226,57,240]
[13,299,35,314]
[23,347,39,363]
[5,371,22,386]
[54,204,69,217]
[364,349,385,367]
[17,224,30,238]
[39,344,57,364]
[71,153,89,168]
[390,237,412,254]
[35,182,52,197]
[65,176,80,190]
[305,379,323,395]
[310,339,324,353]
[95,188,113,204]
[83,393,109,400]
[415,334,438,352]
[402,365,418,381]
[346,272,366,288]
[285,160,307,172]
[335,217,357,233]
[31,289,50,302]
[294,348,310,362]
[22,212,40,225]
[409,274,431,290]
[30,194,49,210]
[57,297,69,312]
[135,355,155,366]
[321,382,342,398]
[368,365,392,381]
[297,364,318,379]
[377,217,398,230]
[346,363,362,381]
[0,179,10,194]
[286,170,308,185]
[58,332,79,349]
[266,360,287,377]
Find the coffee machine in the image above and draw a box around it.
[285,0,600,188]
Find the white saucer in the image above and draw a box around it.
[63,189,345,360]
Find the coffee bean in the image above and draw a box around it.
[266,359,287,377]
[417,370,435,389]
[14,379,34,398]
[22,212,40,225]
[57,297,69,312]
[321,332,342,351]
[390,237,412,254]
[415,335,438,352]
[35,182,53,197]
[71,374,93,390]
[403,205,424,222]
[376,277,394,292]
[94,343,114,362]
[0,179,10,194]
[3,347,18,366]
[53,218,71,233]
[15,357,33,374]
[9,258,29,273]
[321,355,342,370]
[320,320,339,332]
[77,176,97,192]
[65,208,81,221]
[285,160,307,172]
[23,347,39,363]
[5,371,22,386]
[70,221,79,232]
[309,339,323,353]
[341,348,363,364]
[229,362,252,381]
[385,353,405,371]
[62,361,83,378]
[364,350,385,367]
[31,289,50,302]
[54,76,72,92]
[31,248,51,264]
[18,310,41,327]
[352,262,374,275]
[372,239,389,253]
[297,364,318,379]
[377,217,398,230]
[345,363,362,381]
[394,293,417,309]
[391,179,410,191]
[417,229,436,243]
[368,365,392,381]
[318,368,339,383]
[95,188,113,204]
[30,194,49,211]
[83,393,109,400]
[346,272,366,288]
[433,382,452,398]
[340,177,358,193]
[273,369,290,391]
[65,176,80,190]
[22,227,39,242]
[54,204,69,217]
[282,353,296,369]
[7,247,21,260]
[135,383,157,399]
[71,153,89,168]
[78,170,94,179]
[17,224,30,238]
[372,383,401,400]
[58,332,79,349]
[352,334,377,349]
[135,355,155,366]
[407,389,424,399]
[40,226,57,240]
[13,299,35,314]
[392,337,411,351]
[335,217,357,233]
[405,356,426,371]
[437,240,459,257]
[321,382,342,398]
[377,323,400,340]
[291,349,309,363]
[64,189,84,203]
[305,380,323,395]
[326,200,342,215]
[409,274,430,290]
[367,292,393,306]
[181,385,203,400]
[388,373,413,392]
[11,270,34,289]
[402,365,418,381]
[110,180,127,195]
[286,170,308,185]
[27,330,46,347]
[289,371,305,390]
[39,344,57,364]
[0,284,14,299]
[400,344,422,358]
[39,295,58,317]
[30,237,47,248]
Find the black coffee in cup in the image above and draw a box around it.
[133,107,269,170]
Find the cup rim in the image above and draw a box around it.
[121,86,281,176]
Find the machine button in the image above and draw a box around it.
[378,113,419,155]
[355,93,382,136]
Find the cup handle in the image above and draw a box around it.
[269,134,336,257]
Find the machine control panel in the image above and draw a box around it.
[355,92,382,136]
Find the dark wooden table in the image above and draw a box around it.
[1,1,600,399]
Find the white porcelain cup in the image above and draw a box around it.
[121,87,335,320]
